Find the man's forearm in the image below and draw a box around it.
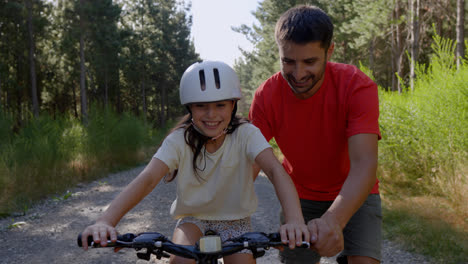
[323,165,376,229]
[322,133,379,229]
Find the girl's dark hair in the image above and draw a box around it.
[164,101,248,182]
[275,5,333,49]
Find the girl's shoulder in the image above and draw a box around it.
[165,127,186,142]
[234,122,254,132]
[232,123,263,138]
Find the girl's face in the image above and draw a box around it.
[189,100,235,138]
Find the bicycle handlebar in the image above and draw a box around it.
[78,231,310,261]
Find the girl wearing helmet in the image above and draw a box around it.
[80,61,309,264]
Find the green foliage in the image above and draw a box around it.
[0,0,198,216]
[0,107,168,216]
[232,0,290,94]
[53,190,72,202]
[0,114,72,212]
[12,115,71,168]
[234,0,465,92]
[85,105,151,169]
[378,35,467,201]
[0,111,13,148]
[0,0,198,126]
[115,0,199,123]
[0,111,14,205]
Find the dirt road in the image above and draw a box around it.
[0,166,433,264]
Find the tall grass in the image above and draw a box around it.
[378,35,467,206]
[0,106,168,215]
[374,35,467,263]
[85,105,151,170]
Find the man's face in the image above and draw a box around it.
[278,41,334,99]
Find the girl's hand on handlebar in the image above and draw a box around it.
[279,221,310,249]
[81,222,118,250]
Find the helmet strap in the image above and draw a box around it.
[210,128,228,140]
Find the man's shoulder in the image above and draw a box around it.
[254,72,286,103]
[327,62,370,79]
[258,72,284,91]
[326,62,375,86]
[327,62,360,76]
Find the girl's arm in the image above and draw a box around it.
[81,158,169,250]
[255,148,310,249]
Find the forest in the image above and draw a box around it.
[234,0,466,102]
[0,0,200,221]
[0,0,467,262]
[0,0,199,127]
[0,0,466,127]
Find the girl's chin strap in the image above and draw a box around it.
[210,128,227,140]
[191,119,228,141]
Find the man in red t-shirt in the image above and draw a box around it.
[249,5,382,264]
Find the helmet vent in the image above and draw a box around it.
[213,68,221,89]
[199,70,206,91]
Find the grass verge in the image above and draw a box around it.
[0,107,174,216]
[382,195,467,264]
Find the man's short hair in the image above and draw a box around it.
[275,5,333,49]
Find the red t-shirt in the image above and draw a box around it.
[249,62,381,201]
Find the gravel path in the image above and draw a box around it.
[0,166,434,263]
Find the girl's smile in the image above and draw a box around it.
[190,100,235,140]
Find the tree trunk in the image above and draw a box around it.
[73,81,78,119]
[5,83,10,115]
[0,71,2,113]
[456,0,465,69]
[17,90,22,127]
[392,0,405,93]
[396,0,403,94]
[79,0,88,125]
[26,0,39,117]
[369,38,375,76]
[409,0,420,91]
[139,5,146,120]
[342,41,347,63]
[391,6,398,92]
[104,69,108,108]
[116,83,122,114]
[16,51,25,127]
[160,82,166,128]
[141,80,147,120]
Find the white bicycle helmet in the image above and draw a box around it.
[180,61,242,105]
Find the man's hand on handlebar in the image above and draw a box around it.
[81,221,118,251]
[307,213,344,257]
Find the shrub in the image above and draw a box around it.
[377,34,467,206]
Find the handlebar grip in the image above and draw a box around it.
[77,233,135,248]
[268,232,281,242]
[268,232,310,248]
[77,233,94,247]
